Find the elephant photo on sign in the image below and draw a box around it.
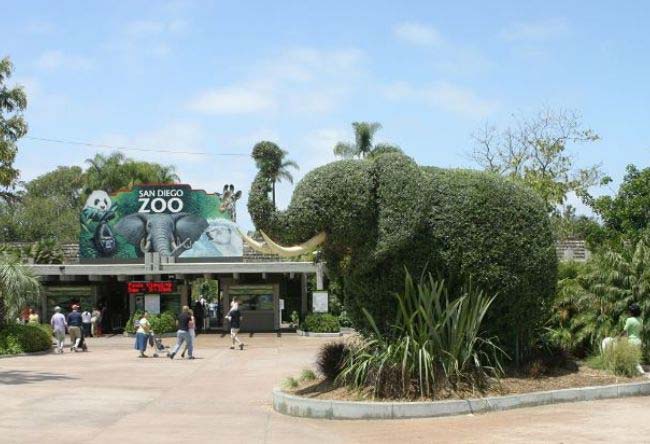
[115,213,208,257]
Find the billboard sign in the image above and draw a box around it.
[79,184,243,262]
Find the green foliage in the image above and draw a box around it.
[125,310,177,334]
[0,323,51,355]
[289,310,300,328]
[29,239,64,264]
[0,57,27,201]
[251,141,298,208]
[302,313,340,333]
[337,272,504,399]
[547,236,650,356]
[316,341,349,380]
[333,122,400,159]
[300,368,317,382]
[602,340,642,377]
[0,253,40,328]
[338,310,353,328]
[248,146,556,362]
[282,376,299,389]
[592,164,650,238]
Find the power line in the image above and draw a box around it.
[24,136,249,157]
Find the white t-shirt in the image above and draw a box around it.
[81,311,92,323]
[137,318,150,334]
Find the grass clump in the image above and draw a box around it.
[602,340,642,377]
[300,369,317,382]
[282,376,299,389]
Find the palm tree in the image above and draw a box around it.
[334,122,399,159]
[251,141,299,208]
[0,253,41,329]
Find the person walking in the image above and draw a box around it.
[194,298,206,334]
[91,307,101,337]
[28,308,40,324]
[81,308,92,338]
[50,306,67,353]
[226,299,244,350]
[134,311,151,358]
[180,309,196,358]
[168,306,193,360]
[67,305,83,351]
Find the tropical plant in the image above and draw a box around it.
[0,57,27,203]
[29,239,64,264]
[0,253,41,329]
[251,141,298,208]
[548,236,650,355]
[337,271,504,399]
[333,121,400,159]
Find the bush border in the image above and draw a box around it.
[273,380,650,419]
[296,330,343,337]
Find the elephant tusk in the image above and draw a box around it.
[260,231,326,257]
[237,229,275,255]
[140,237,150,253]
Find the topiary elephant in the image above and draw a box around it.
[243,142,557,358]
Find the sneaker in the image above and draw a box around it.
[188,356,195,360]
[229,346,235,350]
[239,343,244,350]
[168,352,175,360]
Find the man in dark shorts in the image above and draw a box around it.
[169,306,194,359]
[226,299,244,350]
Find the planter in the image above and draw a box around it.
[273,380,650,420]
[296,329,343,337]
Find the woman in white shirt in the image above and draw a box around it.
[134,311,151,358]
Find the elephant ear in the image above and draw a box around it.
[114,213,148,245]
[173,213,209,242]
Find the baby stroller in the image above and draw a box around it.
[149,332,169,358]
[71,334,88,352]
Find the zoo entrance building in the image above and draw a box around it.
[27,183,322,332]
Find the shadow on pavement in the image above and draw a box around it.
[0,370,76,385]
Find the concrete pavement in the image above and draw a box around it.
[1,333,649,443]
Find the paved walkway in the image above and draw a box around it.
[1,334,649,443]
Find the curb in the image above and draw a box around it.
[273,380,650,420]
[0,349,53,359]
[296,330,343,338]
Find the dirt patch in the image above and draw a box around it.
[290,363,648,402]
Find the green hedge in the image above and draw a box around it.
[0,323,52,355]
[125,311,177,334]
[302,313,340,333]
[248,149,557,361]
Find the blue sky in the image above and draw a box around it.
[2,1,649,230]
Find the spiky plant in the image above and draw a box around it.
[29,239,64,264]
[0,253,41,328]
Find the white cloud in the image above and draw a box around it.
[500,18,569,42]
[188,87,275,115]
[35,50,93,71]
[393,22,443,47]
[382,81,498,118]
[188,47,365,115]
[125,19,187,37]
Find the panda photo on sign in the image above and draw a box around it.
[80,190,118,257]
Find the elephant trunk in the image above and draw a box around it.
[151,232,174,257]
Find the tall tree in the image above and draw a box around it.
[251,141,298,208]
[0,57,27,202]
[84,152,179,194]
[470,107,605,212]
[0,253,40,329]
[333,121,400,159]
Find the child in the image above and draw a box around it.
[226,299,244,350]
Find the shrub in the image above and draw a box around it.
[338,271,504,399]
[302,313,340,333]
[29,239,64,264]
[300,368,317,382]
[316,341,349,380]
[290,310,300,328]
[338,310,353,328]
[602,340,642,377]
[0,323,52,355]
[125,311,177,334]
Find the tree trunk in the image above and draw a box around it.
[0,297,6,330]
[272,181,276,209]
